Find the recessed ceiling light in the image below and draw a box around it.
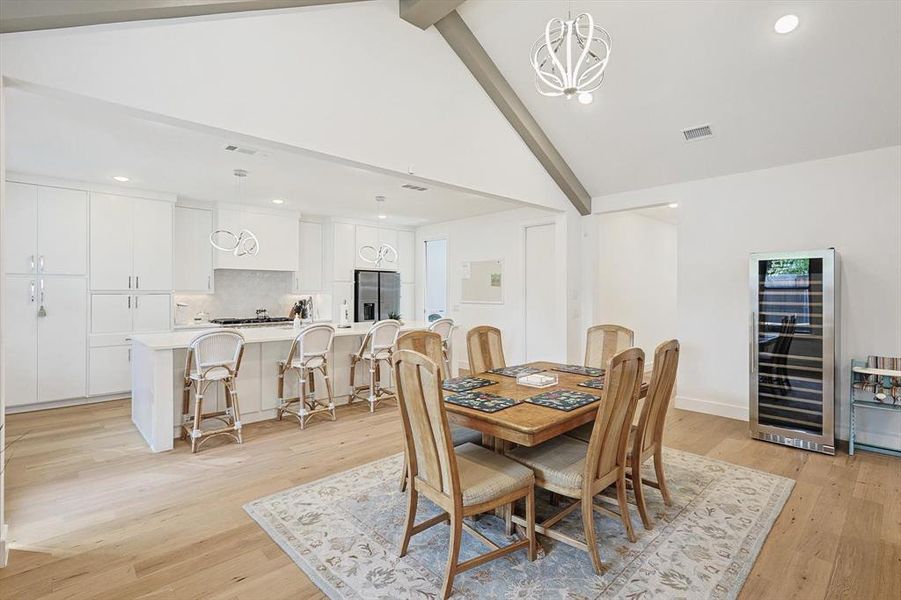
[774,14,799,34]
[377,214,387,220]
[271,198,285,205]
[112,175,130,182]
[578,92,593,105]
[668,203,679,209]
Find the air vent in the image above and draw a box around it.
[402,183,428,192]
[225,144,260,156]
[682,124,713,141]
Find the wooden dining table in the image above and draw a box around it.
[445,361,651,448]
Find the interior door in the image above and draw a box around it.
[524,224,557,362]
[424,239,447,320]
[37,277,87,402]
[3,276,38,406]
[38,186,88,275]
[4,182,37,275]
[90,193,133,290]
[132,198,172,290]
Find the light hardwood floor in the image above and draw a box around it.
[0,400,898,599]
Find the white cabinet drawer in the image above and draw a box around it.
[89,346,131,396]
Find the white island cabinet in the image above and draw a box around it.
[130,321,426,452]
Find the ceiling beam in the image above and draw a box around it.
[398,0,463,30]
[434,10,591,215]
[0,0,365,34]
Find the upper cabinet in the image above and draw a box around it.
[174,206,213,292]
[298,220,324,291]
[4,182,87,276]
[90,193,173,291]
[213,208,298,272]
[333,222,356,282]
[354,225,401,271]
[398,230,414,283]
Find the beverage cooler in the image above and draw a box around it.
[749,249,839,455]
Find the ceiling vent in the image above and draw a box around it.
[225,144,260,156]
[682,124,713,142]
[402,183,428,192]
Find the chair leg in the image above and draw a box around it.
[526,487,537,561]
[348,358,357,405]
[581,497,603,575]
[399,486,418,557]
[368,358,377,412]
[181,382,190,441]
[654,448,672,506]
[229,380,243,444]
[616,475,636,543]
[632,459,653,531]
[504,502,514,536]
[298,369,308,430]
[276,366,285,420]
[441,513,463,600]
[322,363,336,421]
[399,451,408,492]
[191,390,204,453]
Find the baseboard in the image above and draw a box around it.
[675,395,749,421]
[6,393,129,414]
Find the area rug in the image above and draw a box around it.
[245,449,793,599]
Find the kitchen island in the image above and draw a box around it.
[130,321,426,452]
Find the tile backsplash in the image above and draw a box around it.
[175,269,301,323]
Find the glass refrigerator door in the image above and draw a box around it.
[755,257,825,436]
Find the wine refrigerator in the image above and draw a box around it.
[749,249,839,455]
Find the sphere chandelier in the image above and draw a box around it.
[530,11,611,103]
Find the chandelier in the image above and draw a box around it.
[530,11,611,104]
[210,169,260,257]
[358,195,397,268]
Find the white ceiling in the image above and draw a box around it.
[460,0,901,198]
[4,86,524,225]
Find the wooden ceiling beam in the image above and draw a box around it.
[398,0,464,30]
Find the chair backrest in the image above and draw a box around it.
[397,330,446,380]
[466,326,505,374]
[287,324,335,364]
[428,318,455,343]
[585,324,634,371]
[188,329,245,378]
[356,319,401,357]
[633,340,679,458]
[393,349,459,501]
[583,347,644,485]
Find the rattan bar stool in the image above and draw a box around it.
[428,317,456,377]
[349,319,401,412]
[181,329,246,453]
[277,324,337,429]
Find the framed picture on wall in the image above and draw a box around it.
[460,259,503,304]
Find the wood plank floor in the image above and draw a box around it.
[0,400,898,599]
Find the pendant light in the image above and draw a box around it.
[358,195,397,268]
[209,169,260,257]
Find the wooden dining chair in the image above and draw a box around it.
[393,349,537,599]
[585,324,634,370]
[466,325,505,374]
[507,347,645,574]
[628,339,680,530]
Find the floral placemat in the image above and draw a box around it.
[524,389,600,411]
[442,377,496,393]
[444,391,518,413]
[551,364,604,377]
[488,365,542,378]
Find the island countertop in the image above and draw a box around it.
[130,321,429,350]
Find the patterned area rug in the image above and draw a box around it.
[245,449,793,599]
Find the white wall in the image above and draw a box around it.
[591,211,678,360]
[593,146,901,449]
[415,206,581,371]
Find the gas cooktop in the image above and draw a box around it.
[209,316,292,326]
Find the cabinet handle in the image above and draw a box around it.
[135,295,139,309]
[207,275,211,289]
[29,255,34,272]
[29,280,35,303]
[128,348,131,363]
[128,276,132,289]
[128,296,131,309]
[136,276,140,289]
[39,255,44,272]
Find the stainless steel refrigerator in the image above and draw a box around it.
[354,270,400,322]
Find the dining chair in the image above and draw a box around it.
[393,349,536,599]
[396,330,482,492]
[180,329,246,453]
[276,324,336,429]
[507,347,645,574]
[349,319,401,412]
[428,317,456,377]
[628,339,679,530]
[466,325,505,374]
[584,324,634,370]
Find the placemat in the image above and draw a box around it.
[488,365,542,378]
[579,378,650,395]
[524,389,600,412]
[442,376,496,393]
[551,364,604,377]
[444,391,518,413]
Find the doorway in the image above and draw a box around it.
[424,238,447,321]
[524,223,556,362]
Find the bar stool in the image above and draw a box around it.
[277,324,337,429]
[428,317,456,377]
[181,329,245,453]
[349,319,401,412]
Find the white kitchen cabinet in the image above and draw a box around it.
[90,193,173,291]
[400,283,414,322]
[214,209,298,272]
[298,220,323,291]
[174,206,213,292]
[133,294,171,332]
[37,277,88,402]
[3,276,39,406]
[89,346,131,396]
[398,230,414,283]
[333,222,356,282]
[4,183,87,276]
[91,293,170,334]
